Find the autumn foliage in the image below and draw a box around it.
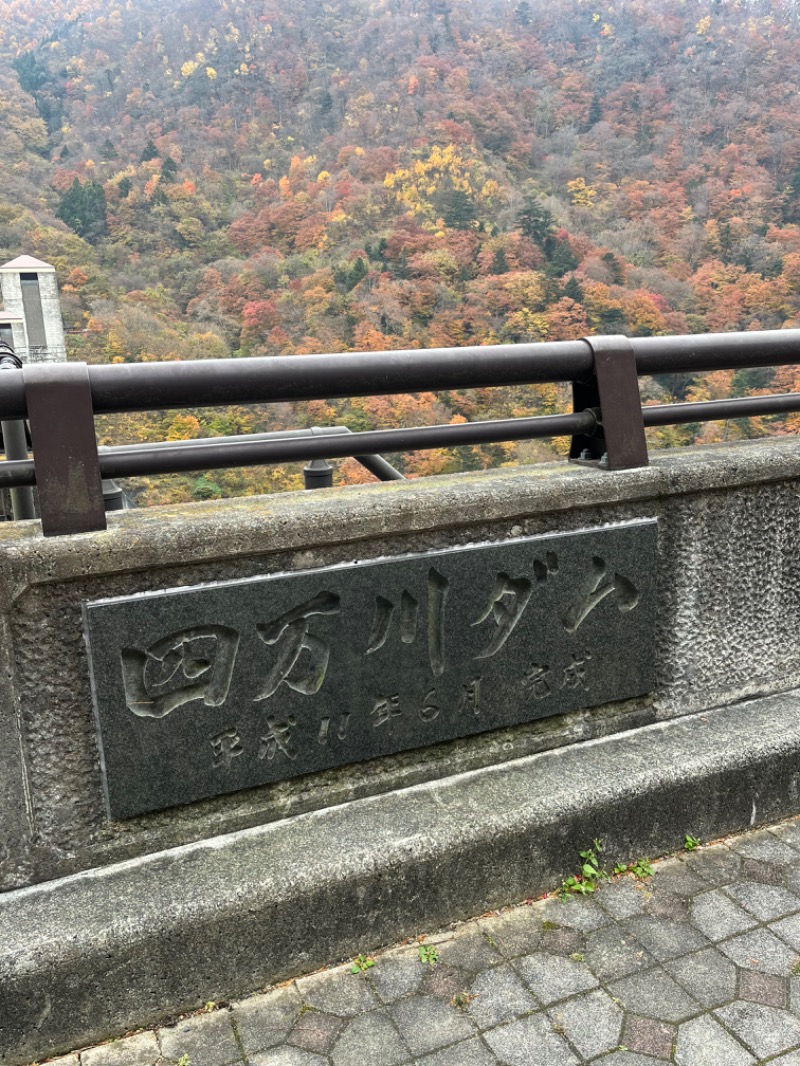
[1,0,800,503]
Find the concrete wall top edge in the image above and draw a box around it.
[1,437,798,589]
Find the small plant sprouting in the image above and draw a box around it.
[350,954,375,974]
[630,857,655,880]
[684,834,701,851]
[451,991,475,1009]
[614,857,655,880]
[176,1056,191,1066]
[559,839,608,900]
[792,960,800,976]
[418,944,440,966]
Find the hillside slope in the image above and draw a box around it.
[2,0,800,501]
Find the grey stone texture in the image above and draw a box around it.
[17,816,800,1066]
[4,438,800,892]
[84,524,657,819]
[9,442,800,1060]
[80,1032,160,1066]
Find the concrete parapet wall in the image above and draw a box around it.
[2,437,800,893]
[3,437,800,1061]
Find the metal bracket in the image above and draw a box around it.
[569,335,649,471]
[24,362,106,536]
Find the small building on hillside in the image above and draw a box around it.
[0,255,67,363]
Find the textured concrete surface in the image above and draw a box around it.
[5,437,800,891]
[27,816,800,1066]
[5,691,800,1064]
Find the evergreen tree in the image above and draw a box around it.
[140,139,159,162]
[492,247,509,274]
[57,179,107,242]
[100,138,118,161]
[436,180,477,230]
[517,195,554,247]
[514,1,532,26]
[563,275,584,302]
[161,156,178,182]
[545,239,579,277]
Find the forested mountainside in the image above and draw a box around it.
[2,0,800,502]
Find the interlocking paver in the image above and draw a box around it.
[295,966,378,1016]
[417,1036,498,1065]
[390,993,475,1056]
[597,1055,663,1065]
[82,1032,160,1066]
[539,895,611,931]
[541,924,586,956]
[689,890,759,941]
[468,963,537,1028]
[546,988,623,1058]
[719,927,799,975]
[729,830,800,866]
[287,1010,344,1054]
[665,946,738,1009]
[434,925,503,972]
[512,951,598,1005]
[772,912,800,951]
[479,907,543,958]
[739,968,789,1007]
[158,1010,242,1065]
[646,889,689,921]
[770,819,800,852]
[684,844,742,885]
[483,1013,579,1066]
[648,857,708,898]
[32,815,800,1066]
[725,880,800,920]
[367,945,426,1003]
[622,1014,676,1058]
[251,1049,327,1066]
[329,1008,409,1066]
[624,915,710,960]
[595,877,650,919]
[742,857,787,885]
[233,985,303,1054]
[674,1014,755,1065]
[421,963,471,1001]
[583,922,655,980]
[608,966,701,1022]
[715,999,800,1058]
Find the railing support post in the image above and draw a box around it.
[570,335,649,471]
[24,362,106,536]
[0,345,35,521]
[304,458,334,489]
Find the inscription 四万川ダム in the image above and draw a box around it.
[83,522,657,819]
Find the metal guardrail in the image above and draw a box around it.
[1,329,800,535]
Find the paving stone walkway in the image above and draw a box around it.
[41,817,800,1066]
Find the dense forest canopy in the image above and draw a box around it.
[2,0,800,502]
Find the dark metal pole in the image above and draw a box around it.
[303,458,334,489]
[98,411,597,480]
[101,425,406,482]
[0,345,35,520]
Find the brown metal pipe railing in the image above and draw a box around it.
[2,328,800,535]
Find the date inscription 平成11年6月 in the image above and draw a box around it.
[83,521,657,819]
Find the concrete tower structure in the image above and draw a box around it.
[0,255,67,363]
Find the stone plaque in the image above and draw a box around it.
[83,521,657,819]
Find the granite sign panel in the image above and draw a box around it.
[83,520,657,819]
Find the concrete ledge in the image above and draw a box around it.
[3,690,800,1064]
